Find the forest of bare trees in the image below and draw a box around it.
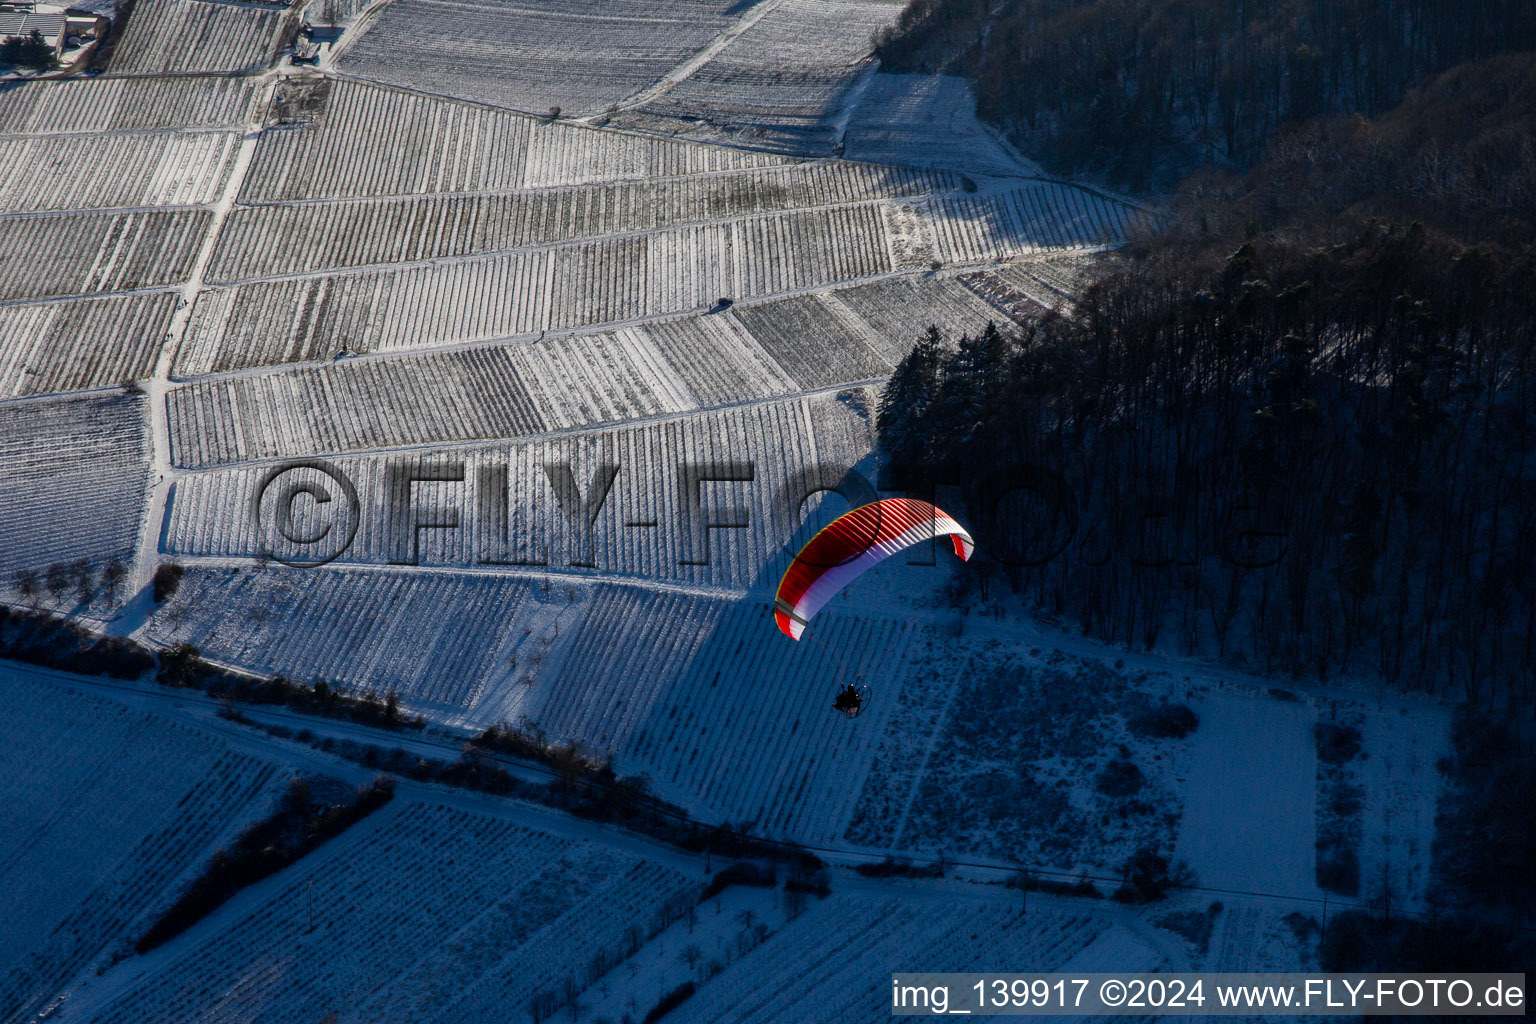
[876,0,1536,190]
[882,225,1535,710]
[877,49,1536,713]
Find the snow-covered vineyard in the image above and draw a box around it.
[84,800,701,1024]
[6,665,1203,1024]
[108,0,291,75]
[0,209,208,301]
[0,293,176,397]
[340,0,744,118]
[162,389,876,585]
[0,681,285,1024]
[0,77,260,134]
[0,130,241,213]
[0,393,148,575]
[622,0,907,152]
[0,0,1450,1017]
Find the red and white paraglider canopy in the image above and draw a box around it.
[774,498,974,640]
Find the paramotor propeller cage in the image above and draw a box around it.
[833,684,870,719]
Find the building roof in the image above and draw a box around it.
[0,11,66,39]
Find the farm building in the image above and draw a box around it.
[0,10,65,55]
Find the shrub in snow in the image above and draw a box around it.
[701,861,775,900]
[152,562,185,603]
[135,773,395,952]
[1127,702,1200,739]
[1154,902,1222,954]
[1315,840,1360,895]
[856,854,943,878]
[1114,846,1191,903]
[1095,759,1145,797]
[1314,722,1363,764]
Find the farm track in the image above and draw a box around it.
[122,71,280,605]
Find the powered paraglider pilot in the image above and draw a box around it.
[833,683,866,719]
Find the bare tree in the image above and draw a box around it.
[14,568,39,609]
[44,563,69,607]
[71,559,94,606]
[101,559,127,607]
[678,942,703,975]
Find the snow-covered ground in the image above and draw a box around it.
[0,668,289,1023]
[1176,689,1319,897]
[0,663,1197,1024]
[0,0,1452,1016]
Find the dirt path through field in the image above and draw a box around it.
[115,72,280,636]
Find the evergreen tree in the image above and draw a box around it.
[876,326,945,474]
[928,321,1013,470]
[0,30,57,71]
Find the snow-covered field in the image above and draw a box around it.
[0,209,208,301]
[0,0,1452,1016]
[0,131,241,213]
[1176,689,1319,897]
[0,77,259,134]
[339,0,742,116]
[84,798,700,1024]
[0,672,286,1024]
[109,0,288,75]
[0,293,176,398]
[0,393,149,574]
[843,74,1036,176]
[623,0,903,153]
[665,890,1126,1024]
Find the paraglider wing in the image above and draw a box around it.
[774,498,973,640]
